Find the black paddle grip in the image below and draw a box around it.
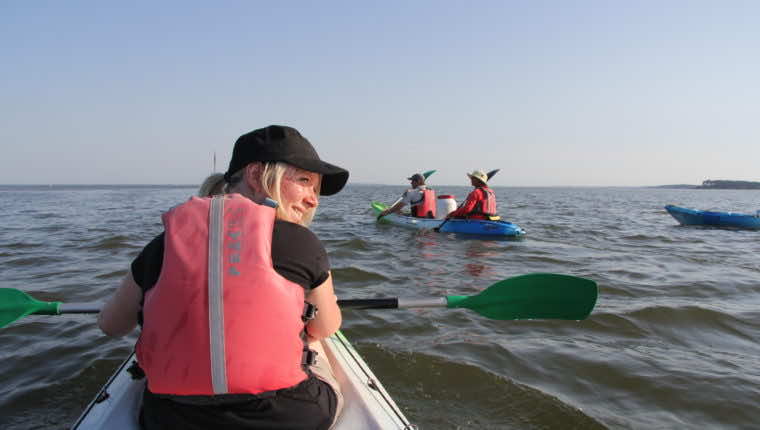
[337,298,399,310]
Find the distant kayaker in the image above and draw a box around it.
[377,172,437,219]
[446,170,500,221]
[98,125,348,430]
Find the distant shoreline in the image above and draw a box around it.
[654,180,760,190]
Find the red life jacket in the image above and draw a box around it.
[411,188,437,218]
[466,187,497,220]
[136,194,310,396]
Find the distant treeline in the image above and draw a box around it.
[699,180,760,189]
[654,180,760,189]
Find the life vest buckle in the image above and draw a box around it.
[302,302,318,321]
[302,348,318,366]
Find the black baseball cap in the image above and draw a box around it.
[224,125,349,196]
[407,173,424,182]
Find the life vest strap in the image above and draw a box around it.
[302,348,317,366]
[302,302,317,322]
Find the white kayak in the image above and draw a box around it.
[72,331,413,429]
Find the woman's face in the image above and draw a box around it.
[279,166,321,224]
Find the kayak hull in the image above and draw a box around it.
[372,202,525,237]
[665,205,760,230]
[72,332,410,429]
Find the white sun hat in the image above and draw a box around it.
[466,170,488,185]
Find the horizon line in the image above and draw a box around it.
[0,182,701,188]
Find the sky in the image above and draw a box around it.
[1,1,758,187]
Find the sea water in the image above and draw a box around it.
[0,184,758,429]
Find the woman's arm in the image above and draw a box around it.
[304,272,342,341]
[97,271,143,337]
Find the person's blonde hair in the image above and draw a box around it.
[198,162,316,226]
[197,173,227,197]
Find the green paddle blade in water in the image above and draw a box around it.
[446,273,597,320]
[0,288,60,328]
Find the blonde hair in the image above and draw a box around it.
[197,173,227,197]
[198,162,316,226]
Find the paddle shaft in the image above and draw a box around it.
[435,200,465,231]
[3,273,597,326]
[435,194,469,231]
[434,217,451,232]
[52,292,581,314]
[338,298,447,309]
[31,299,449,315]
[59,304,100,314]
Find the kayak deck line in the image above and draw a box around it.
[72,331,414,429]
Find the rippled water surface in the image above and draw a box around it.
[1,185,758,429]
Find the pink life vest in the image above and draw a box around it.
[411,188,437,218]
[136,194,309,395]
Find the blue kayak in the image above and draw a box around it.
[372,202,526,237]
[664,205,760,230]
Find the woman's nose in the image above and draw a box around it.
[304,188,318,208]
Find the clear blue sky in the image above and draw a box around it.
[1,1,758,186]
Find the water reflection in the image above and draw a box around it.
[462,240,502,278]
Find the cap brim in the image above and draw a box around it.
[286,156,349,196]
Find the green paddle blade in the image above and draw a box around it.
[0,288,61,328]
[422,170,436,179]
[446,273,597,320]
[371,201,388,213]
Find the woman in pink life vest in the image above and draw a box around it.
[98,125,349,430]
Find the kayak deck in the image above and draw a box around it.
[372,201,525,237]
[72,331,412,429]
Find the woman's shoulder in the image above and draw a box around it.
[274,219,316,234]
[272,221,329,289]
[273,221,323,247]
